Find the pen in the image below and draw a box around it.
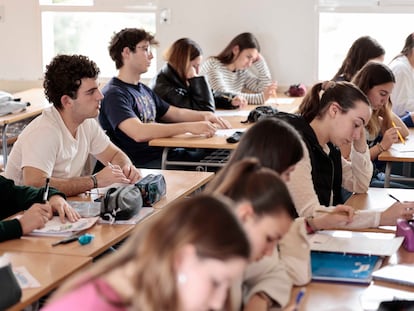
[51,234,80,247]
[108,162,114,169]
[42,177,50,203]
[293,288,306,311]
[388,193,401,202]
[392,121,406,144]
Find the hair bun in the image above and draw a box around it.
[322,80,336,91]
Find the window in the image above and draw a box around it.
[318,0,414,80]
[40,0,157,79]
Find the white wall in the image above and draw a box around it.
[0,0,318,92]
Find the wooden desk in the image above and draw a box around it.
[150,97,303,170]
[378,129,414,187]
[0,169,214,258]
[282,188,414,310]
[2,251,91,311]
[0,88,50,167]
[287,247,414,311]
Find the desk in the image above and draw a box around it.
[378,129,414,187]
[2,251,91,311]
[150,96,303,169]
[0,88,50,167]
[0,169,214,258]
[286,247,414,311]
[282,188,414,310]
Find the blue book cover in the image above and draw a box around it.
[311,251,382,284]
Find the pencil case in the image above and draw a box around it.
[396,219,414,252]
[135,174,166,207]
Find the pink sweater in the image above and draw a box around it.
[41,278,127,311]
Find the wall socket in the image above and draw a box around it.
[0,6,4,23]
[160,8,171,24]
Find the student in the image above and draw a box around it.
[332,35,385,82]
[389,32,414,127]
[42,195,250,311]
[0,175,80,242]
[349,61,409,187]
[200,32,277,105]
[284,81,414,228]
[99,28,231,169]
[151,37,246,111]
[5,54,141,197]
[205,119,354,310]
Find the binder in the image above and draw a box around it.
[311,251,382,284]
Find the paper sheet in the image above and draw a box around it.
[13,266,41,289]
[215,128,247,137]
[309,230,404,256]
[98,207,154,225]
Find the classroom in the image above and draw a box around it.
[1,0,414,310]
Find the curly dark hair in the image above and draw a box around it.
[43,54,100,109]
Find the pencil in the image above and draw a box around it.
[316,209,360,216]
[392,121,406,144]
[221,95,234,101]
[42,177,50,203]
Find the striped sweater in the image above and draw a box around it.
[200,57,273,105]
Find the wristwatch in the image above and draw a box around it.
[256,291,276,309]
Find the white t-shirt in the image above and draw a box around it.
[5,106,110,185]
[389,55,414,116]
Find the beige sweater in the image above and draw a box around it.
[231,218,311,310]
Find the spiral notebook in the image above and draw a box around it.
[311,251,382,284]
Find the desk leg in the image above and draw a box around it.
[384,162,392,188]
[1,124,9,168]
[161,147,169,170]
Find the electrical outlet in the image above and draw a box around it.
[160,8,171,24]
[0,6,4,23]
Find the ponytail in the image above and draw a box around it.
[298,81,370,123]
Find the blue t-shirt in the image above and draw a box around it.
[100,77,170,166]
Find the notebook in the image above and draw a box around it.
[311,251,382,284]
[372,264,414,287]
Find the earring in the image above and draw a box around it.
[177,273,187,284]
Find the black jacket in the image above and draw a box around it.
[275,112,344,206]
[151,63,215,111]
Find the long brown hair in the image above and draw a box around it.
[223,118,303,174]
[165,38,203,82]
[206,158,297,219]
[47,195,250,311]
[352,61,395,137]
[298,81,370,123]
[392,32,414,61]
[332,36,385,82]
[215,32,260,65]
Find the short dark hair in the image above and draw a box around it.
[43,54,100,109]
[108,28,159,69]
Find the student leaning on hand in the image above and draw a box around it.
[0,176,80,242]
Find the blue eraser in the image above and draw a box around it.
[78,233,94,245]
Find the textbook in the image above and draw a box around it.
[372,264,414,287]
[27,216,99,237]
[311,251,382,284]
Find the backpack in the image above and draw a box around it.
[0,91,30,116]
[241,105,278,124]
